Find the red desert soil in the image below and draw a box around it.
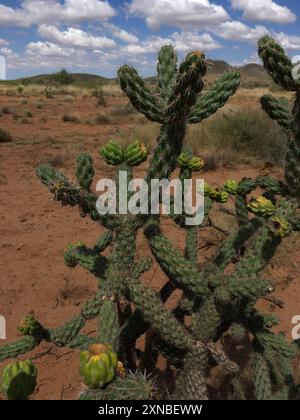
[0,95,299,399]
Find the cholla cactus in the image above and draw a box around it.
[0,43,299,401]
[258,35,300,198]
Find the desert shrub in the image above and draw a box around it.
[43,88,54,99]
[1,106,11,114]
[0,127,12,142]
[62,114,79,123]
[40,154,66,167]
[24,110,33,118]
[52,69,73,85]
[12,112,20,121]
[186,109,286,165]
[64,95,74,103]
[16,86,24,95]
[91,88,107,107]
[111,103,136,117]
[96,96,107,107]
[95,113,110,124]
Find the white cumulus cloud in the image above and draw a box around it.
[273,32,300,51]
[26,41,74,57]
[121,32,221,55]
[38,24,116,49]
[102,23,138,43]
[0,0,116,27]
[211,21,267,43]
[231,0,296,24]
[0,38,10,46]
[127,0,229,29]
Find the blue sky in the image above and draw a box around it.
[0,0,299,79]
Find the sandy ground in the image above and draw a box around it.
[0,92,299,399]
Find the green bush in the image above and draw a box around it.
[111,103,136,117]
[1,106,11,114]
[95,113,110,124]
[186,109,286,165]
[62,114,79,123]
[52,69,73,85]
[0,127,12,142]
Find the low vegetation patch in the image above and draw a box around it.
[0,127,12,143]
[62,114,79,123]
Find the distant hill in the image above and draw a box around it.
[206,59,232,76]
[1,61,271,88]
[0,72,113,87]
[206,60,270,87]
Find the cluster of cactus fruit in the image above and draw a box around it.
[1,37,300,400]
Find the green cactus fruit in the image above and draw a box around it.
[199,182,214,197]
[188,157,205,172]
[247,196,276,217]
[224,180,238,195]
[79,344,118,389]
[267,216,291,238]
[1,360,37,400]
[125,141,148,166]
[100,141,124,166]
[76,153,94,190]
[176,152,190,169]
[64,242,84,268]
[18,313,43,338]
[216,191,229,204]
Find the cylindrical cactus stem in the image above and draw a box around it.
[260,94,292,130]
[172,342,209,400]
[285,91,300,197]
[212,219,261,272]
[97,300,120,352]
[75,153,95,191]
[233,224,279,279]
[126,278,191,352]
[104,222,137,294]
[36,165,114,228]
[256,176,288,196]
[64,243,107,275]
[251,353,273,400]
[157,45,177,104]
[258,35,296,91]
[49,293,103,346]
[68,334,97,350]
[235,178,257,226]
[144,221,209,298]
[252,331,296,388]
[0,336,39,363]
[49,315,86,346]
[188,71,241,124]
[118,65,163,123]
[120,275,176,368]
[185,226,198,266]
[190,296,221,341]
[94,231,113,253]
[146,52,207,183]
